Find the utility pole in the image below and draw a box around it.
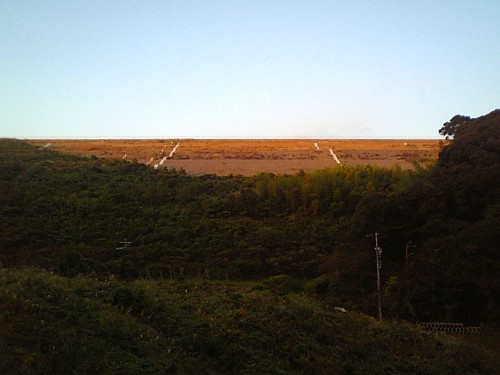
[405,241,416,284]
[404,240,418,322]
[117,238,132,250]
[368,232,383,320]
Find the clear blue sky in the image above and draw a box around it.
[1,1,498,139]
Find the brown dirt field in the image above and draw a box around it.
[28,139,442,176]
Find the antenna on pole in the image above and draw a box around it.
[367,232,383,320]
[117,238,132,250]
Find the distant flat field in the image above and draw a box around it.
[28,139,441,176]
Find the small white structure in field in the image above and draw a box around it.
[314,142,320,150]
[168,143,180,158]
[329,149,342,165]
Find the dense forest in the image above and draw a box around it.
[0,109,498,373]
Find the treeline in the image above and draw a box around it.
[0,109,498,325]
[220,165,417,218]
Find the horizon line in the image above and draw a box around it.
[12,135,442,141]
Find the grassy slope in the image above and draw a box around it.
[1,268,496,375]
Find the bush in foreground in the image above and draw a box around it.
[0,268,496,374]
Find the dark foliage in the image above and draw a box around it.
[0,268,496,374]
[321,110,499,323]
[0,109,498,374]
[0,139,414,281]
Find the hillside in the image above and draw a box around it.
[1,268,496,374]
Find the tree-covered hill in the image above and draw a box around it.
[321,109,499,323]
[406,109,499,323]
[397,109,499,323]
